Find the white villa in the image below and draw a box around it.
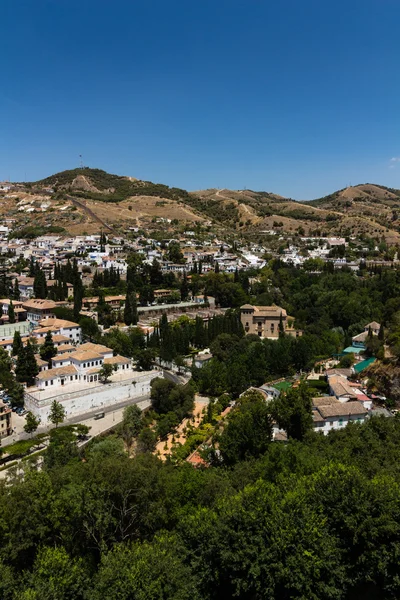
[24,340,162,423]
[33,318,81,345]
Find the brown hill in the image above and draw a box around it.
[3,170,400,241]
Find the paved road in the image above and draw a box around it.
[1,394,151,448]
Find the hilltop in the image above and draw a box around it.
[2,169,400,242]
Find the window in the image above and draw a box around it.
[330,421,334,427]
[45,381,48,387]
[51,380,54,385]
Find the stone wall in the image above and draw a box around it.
[25,370,162,423]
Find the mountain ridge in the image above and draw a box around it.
[2,168,400,242]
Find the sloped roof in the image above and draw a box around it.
[37,365,77,380]
[318,401,367,418]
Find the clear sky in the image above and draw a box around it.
[2,0,400,199]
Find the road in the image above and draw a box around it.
[1,394,151,448]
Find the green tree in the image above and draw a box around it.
[48,399,66,428]
[137,427,157,453]
[99,363,115,383]
[8,300,15,324]
[13,279,20,301]
[180,271,189,301]
[24,412,41,437]
[136,347,155,371]
[121,404,142,447]
[73,275,84,319]
[33,270,47,299]
[79,316,100,341]
[124,284,138,326]
[39,331,57,363]
[270,382,313,441]
[218,389,272,465]
[91,534,198,600]
[12,330,23,356]
[16,342,39,387]
[8,381,25,408]
[21,546,89,600]
[167,241,184,264]
[278,312,285,337]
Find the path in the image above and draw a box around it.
[155,396,209,460]
[1,394,151,448]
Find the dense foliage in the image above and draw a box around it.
[2,415,400,598]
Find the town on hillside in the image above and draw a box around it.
[0,213,398,468]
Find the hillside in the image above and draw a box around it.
[2,169,400,241]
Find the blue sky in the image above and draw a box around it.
[1,0,400,199]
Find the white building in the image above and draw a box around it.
[35,318,81,345]
[25,351,162,423]
[312,397,367,434]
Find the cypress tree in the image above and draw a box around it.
[29,256,35,277]
[40,330,57,363]
[378,323,385,341]
[73,275,84,319]
[33,270,47,299]
[13,279,20,301]
[181,272,189,301]
[278,313,285,337]
[8,300,15,324]
[124,284,138,326]
[16,341,39,386]
[12,331,23,356]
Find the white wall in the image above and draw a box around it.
[315,414,366,435]
[25,370,162,423]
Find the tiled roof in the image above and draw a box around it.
[38,318,80,328]
[37,365,77,380]
[79,342,113,355]
[69,350,103,362]
[318,401,367,418]
[104,355,130,365]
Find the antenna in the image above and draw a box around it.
[79,154,83,169]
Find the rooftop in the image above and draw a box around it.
[36,365,78,381]
[318,401,367,418]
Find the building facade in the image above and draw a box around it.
[0,401,12,438]
[240,304,302,339]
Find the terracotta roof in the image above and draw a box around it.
[57,344,75,352]
[69,350,103,362]
[22,299,57,310]
[241,304,287,317]
[36,365,78,380]
[85,367,101,375]
[34,355,48,367]
[52,353,72,363]
[326,368,353,378]
[312,409,324,423]
[365,321,380,329]
[104,355,130,365]
[79,342,113,355]
[312,396,338,408]
[318,401,367,418]
[38,318,80,328]
[329,376,358,399]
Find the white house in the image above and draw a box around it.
[36,318,81,344]
[312,397,367,434]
